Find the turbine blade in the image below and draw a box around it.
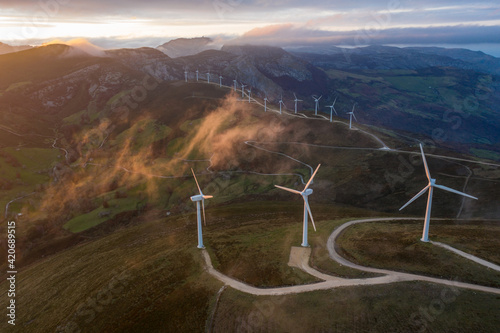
[399,185,430,211]
[318,95,322,101]
[202,199,206,226]
[304,199,316,232]
[304,164,321,191]
[203,195,214,199]
[294,93,297,99]
[419,144,431,181]
[333,96,337,105]
[353,113,358,122]
[434,184,478,200]
[191,168,203,195]
[275,185,302,195]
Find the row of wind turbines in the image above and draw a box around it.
[190,144,477,249]
[183,69,359,129]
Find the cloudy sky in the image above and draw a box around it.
[2,0,500,55]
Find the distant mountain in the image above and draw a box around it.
[290,45,500,76]
[156,37,218,58]
[0,42,32,55]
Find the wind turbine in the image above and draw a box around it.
[184,69,188,82]
[196,69,199,82]
[275,164,321,247]
[293,93,303,114]
[190,168,214,249]
[247,87,252,102]
[279,95,286,114]
[207,71,211,84]
[241,84,246,98]
[347,104,358,129]
[219,75,223,87]
[313,95,322,115]
[264,95,268,112]
[233,79,237,92]
[399,144,478,242]
[326,96,338,122]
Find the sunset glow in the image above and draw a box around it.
[0,1,498,55]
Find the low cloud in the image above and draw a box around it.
[43,38,107,56]
[229,23,500,49]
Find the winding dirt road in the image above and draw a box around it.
[202,217,500,296]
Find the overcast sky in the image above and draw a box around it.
[1,0,500,55]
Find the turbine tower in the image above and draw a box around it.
[241,84,246,98]
[279,95,286,114]
[293,93,303,114]
[247,87,252,102]
[326,96,338,122]
[347,104,357,129]
[207,71,211,84]
[219,75,223,87]
[233,79,237,92]
[196,69,199,82]
[399,144,478,242]
[313,95,322,115]
[184,69,188,82]
[275,164,321,247]
[190,168,214,249]
[264,95,268,112]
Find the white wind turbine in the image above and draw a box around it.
[219,75,223,87]
[293,93,303,114]
[184,69,188,82]
[279,95,286,114]
[233,79,237,92]
[326,96,338,122]
[207,71,211,84]
[275,164,321,247]
[347,104,358,129]
[399,144,478,242]
[264,94,268,112]
[313,95,322,115]
[241,84,246,98]
[196,69,199,82]
[190,168,214,249]
[247,87,252,102]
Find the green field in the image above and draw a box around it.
[336,220,500,287]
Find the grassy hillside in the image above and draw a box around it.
[1,204,499,332]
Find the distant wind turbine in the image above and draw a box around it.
[347,104,358,129]
[293,93,303,114]
[219,75,223,87]
[196,69,199,82]
[399,144,478,242]
[247,87,252,102]
[275,164,321,247]
[264,95,268,112]
[279,95,286,114]
[241,84,246,98]
[207,71,211,84]
[313,95,322,115]
[184,69,188,82]
[233,79,237,92]
[190,168,214,249]
[326,96,338,122]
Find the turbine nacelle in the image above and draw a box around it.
[303,188,313,196]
